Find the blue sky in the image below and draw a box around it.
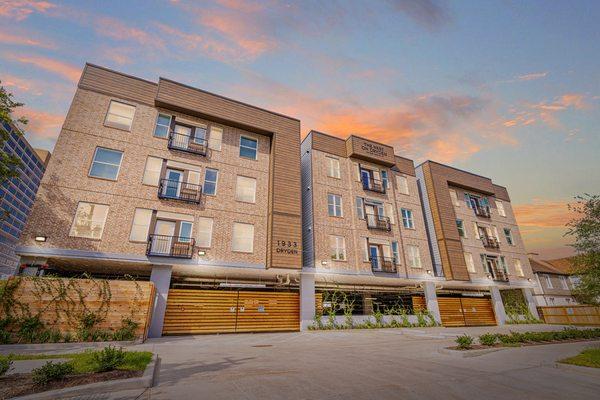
[1,0,598,258]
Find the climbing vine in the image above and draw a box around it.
[501,289,542,324]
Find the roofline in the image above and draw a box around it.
[416,159,500,185]
[83,63,157,86]
[308,129,346,142]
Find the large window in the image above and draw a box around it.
[328,194,343,217]
[392,241,400,264]
[449,189,460,207]
[401,208,414,229]
[356,197,365,219]
[208,126,223,151]
[559,276,569,290]
[456,219,466,237]
[514,259,524,277]
[464,252,475,273]
[544,274,554,289]
[239,136,258,160]
[381,170,389,189]
[503,228,514,245]
[105,101,135,131]
[69,202,109,239]
[203,168,218,195]
[232,222,254,252]
[129,208,152,242]
[179,221,193,242]
[236,176,257,203]
[496,200,506,217]
[197,217,214,248]
[89,147,123,180]
[396,175,409,195]
[407,245,422,268]
[142,156,162,186]
[327,157,340,179]
[329,235,346,261]
[154,114,171,138]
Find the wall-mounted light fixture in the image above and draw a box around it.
[426,269,432,275]
[321,260,328,266]
[35,236,47,243]
[527,278,532,282]
[198,250,206,256]
[486,273,492,279]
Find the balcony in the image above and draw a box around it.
[158,179,202,204]
[481,235,500,249]
[147,235,195,258]
[489,266,509,282]
[370,256,397,273]
[473,205,491,218]
[168,131,207,156]
[361,177,386,194]
[366,214,391,231]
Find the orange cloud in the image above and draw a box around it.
[0,0,55,21]
[0,29,54,48]
[94,16,164,48]
[5,54,81,82]
[16,107,64,139]
[513,200,577,228]
[504,93,592,130]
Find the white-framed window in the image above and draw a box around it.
[239,136,258,160]
[154,113,171,138]
[142,156,163,186]
[203,168,218,195]
[89,147,123,180]
[356,197,365,219]
[327,157,340,179]
[196,217,213,248]
[449,189,460,206]
[129,208,152,242]
[386,203,395,224]
[559,276,569,290]
[407,245,422,268]
[503,228,514,246]
[456,219,466,237]
[514,259,524,277]
[401,208,414,229]
[381,170,389,189]
[328,194,343,217]
[396,175,409,195]
[329,235,346,261]
[69,202,109,239]
[232,222,254,253]
[496,200,506,217]
[208,126,223,151]
[105,100,135,131]
[545,274,554,289]
[464,252,475,273]
[178,221,193,242]
[235,176,257,203]
[392,241,400,264]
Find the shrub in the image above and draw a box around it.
[18,316,44,343]
[112,318,139,341]
[63,332,73,343]
[456,334,474,350]
[479,333,497,346]
[373,309,385,327]
[416,310,428,327]
[0,355,12,376]
[0,330,11,344]
[32,361,74,386]
[92,346,126,372]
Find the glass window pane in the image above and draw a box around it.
[240,146,257,159]
[69,202,109,239]
[154,125,168,138]
[179,222,193,241]
[95,148,123,164]
[240,137,257,149]
[90,163,119,179]
[157,114,171,126]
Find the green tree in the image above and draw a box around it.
[0,80,27,186]
[566,194,600,305]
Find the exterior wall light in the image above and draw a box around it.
[198,250,206,256]
[486,273,492,279]
[35,236,47,242]
[426,269,432,275]
[321,260,328,266]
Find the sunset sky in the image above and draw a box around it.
[1,0,598,259]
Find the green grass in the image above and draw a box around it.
[5,350,152,373]
[559,348,600,368]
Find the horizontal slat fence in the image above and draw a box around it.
[538,305,600,326]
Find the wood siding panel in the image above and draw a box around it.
[493,184,511,201]
[311,131,347,157]
[394,156,416,176]
[345,135,396,166]
[437,297,496,327]
[538,305,600,326]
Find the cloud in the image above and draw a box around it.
[5,53,81,82]
[93,16,165,48]
[516,71,548,81]
[504,93,592,130]
[513,200,577,228]
[0,29,54,48]
[0,0,56,21]
[15,107,64,140]
[386,0,451,30]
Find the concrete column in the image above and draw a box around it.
[490,286,507,325]
[148,265,172,338]
[299,271,316,330]
[522,288,540,320]
[423,281,441,325]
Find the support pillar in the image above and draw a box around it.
[299,270,316,330]
[490,286,507,325]
[423,281,441,325]
[148,265,172,338]
[522,288,540,320]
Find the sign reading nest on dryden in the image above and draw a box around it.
[360,142,388,158]
[275,240,299,255]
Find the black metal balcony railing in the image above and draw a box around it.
[481,235,500,249]
[362,177,386,194]
[158,179,202,204]
[366,214,391,231]
[168,131,208,156]
[370,256,397,273]
[147,235,195,258]
[474,205,491,218]
[489,266,509,282]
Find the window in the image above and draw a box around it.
[396,175,409,195]
[499,256,508,274]
[328,194,343,217]
[514,259,524,277]
[449,189,460,206]
[329,235,346,261]
[239,136,258,160]
[401,208,414,229]
[327,157,340,178]
[69,202,109,239]
[193,124,207,144]
[236,176,257,203]
[464,252,475,273]
[356,197,365,219]
[179,221,193,242]
[154,114,171,138]
[559,276,569,290]
[129,208,152,242]
[386,203,395,224]
[456,219,466,237]
[196,217,213,248]
[407,245,422,268]
[496,200,506,217]
[381,170,389,189]
[105,101,135,130]
[503,228,514,245]
[232,222,254,252]
[569,276,581,287]
[142,156,163,186]
[89,148,123,180]
[392,241,400,264]
[208,126,223,151]
[544,274,553,289]
[203,168,218,195]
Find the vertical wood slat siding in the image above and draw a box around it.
[394,156,416,176]
[311,131,347,157]
[538,306,600,326]
[436,297,496,327]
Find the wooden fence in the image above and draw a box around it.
[0,277,155,341]
[538,305,600,326]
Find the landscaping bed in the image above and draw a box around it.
[559,348,600,368]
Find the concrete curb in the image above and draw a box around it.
[438,347,505,357]
[14,354,158,400]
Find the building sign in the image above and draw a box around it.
[276,240,299,255]
[360,142,388,158]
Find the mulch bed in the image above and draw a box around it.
[0,370,142,399]
[448,337,600,351]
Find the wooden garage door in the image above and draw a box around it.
[461,298,496,326]
[438,298,467,327]
[163,289,299,335]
